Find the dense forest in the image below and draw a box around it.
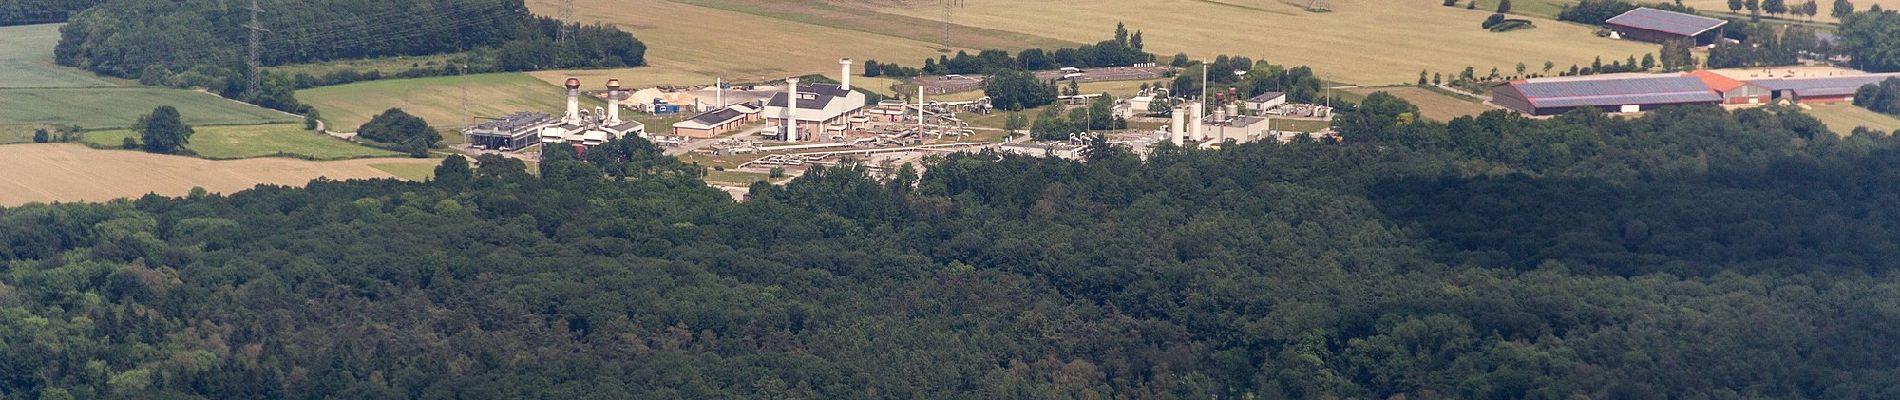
[5,89,1900,397]
[0,0,97,26]
[53,0,644,112]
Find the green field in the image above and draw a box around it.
[1807,104,1900,136]
[82,124,402,160]
[0,88,301,129]
[0,24,119,89]
[299,72,588,132]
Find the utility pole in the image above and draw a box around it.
[940,0,963,52]
[242,0,268,95]
[558,0,575,43]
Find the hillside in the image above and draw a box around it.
[5,101,1900,397]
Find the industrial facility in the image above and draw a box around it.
[763,59,871,142]
[462,78,645,151]
[671,103,762,138]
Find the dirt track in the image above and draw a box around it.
[0,144,437,206]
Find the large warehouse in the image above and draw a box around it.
[1492,75,1722,116]
[1606,8,1727,46]
[1747,73,1900,104]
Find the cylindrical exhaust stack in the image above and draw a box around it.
[840,58,853,90]
[606,79,623,125]
[716,77,726,108]
[564,78,582,125]
[1227,103,1240,119]
[1189,102,1205,141]
[785,77,800,142]
[1170,106,1185,146]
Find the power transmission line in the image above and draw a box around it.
[243,0,269,94]
[558,0,575,43]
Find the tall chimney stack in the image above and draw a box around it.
[564,78,582,124]
[716,77,726,108]
[785,77,800,142]
[606,79,623,125]
[840,58,853,90]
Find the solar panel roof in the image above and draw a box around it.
[1606,8,1727,37]
[1513,76,1721,108]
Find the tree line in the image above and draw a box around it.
[55,0,645,114]
[0,0,97,26]
[1857,77,1900,115]
[863,22,1156,78]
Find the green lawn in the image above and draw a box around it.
[1807,104,1900,136]
[705,170,771,185]
[84,124,402,160]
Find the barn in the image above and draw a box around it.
[1687,70,1771,106]
[1747,73,1900,104]
[671,103,761,138]
[1606,8,1727,46]
[1493,75,1722,116]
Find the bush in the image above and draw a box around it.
[121,137,137,149]
[32,128,50,143]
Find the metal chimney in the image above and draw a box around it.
[840,58,853,90]
[605,79,623,125]
[785,77,800,142]
[563,78,582,125]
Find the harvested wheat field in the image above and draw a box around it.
[0,144,439,206]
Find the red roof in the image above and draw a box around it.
[1686,70,1747,92]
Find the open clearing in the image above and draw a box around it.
[527,0,949,84]
[1807,104,1900,135]
[299,72,585,131]
[82,124,401,160]
[851,0,1657,86]
[1344,86,1497,122]
[0,144,438,206]
[0,24,118,88]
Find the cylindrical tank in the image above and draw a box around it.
[1226,103,1240,119]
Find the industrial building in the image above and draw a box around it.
[1687,70,1772,105]
[671,103,761,138]
[1492,74,1722,115]
[1246,92,1287,113]
[1606,8,1727,46]
[461,78,644,150]
[762,59,869,142]
[1747,73,1900,104]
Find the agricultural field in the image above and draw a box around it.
[0,144,439,206]
[1806,103,1900,135]
[1344,86,1498,122]
[852,0,1657,86]
[0,23,298,140]
[370,162,439,181]
[0,88,301,130]
[0,24,119,89]
[81,124,401,160]
[526,0,948,85]
[298,72,588,132]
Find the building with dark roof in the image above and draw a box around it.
[672,103,762,138]
[1493,74,1722,116]
[1746,73,1900,104]
[1246,92,1286,113]
[463,112,555,151]
[1606,8,1727,46]
[762,82,868,141]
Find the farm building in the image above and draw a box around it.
[1747,73,1900,104]
[1247,92,1287,113]
[1687,70,1771,105]
[763,78,868,142]
[1606,8,1727,46]
[671,103,762,138]
[1492,75,1722,116]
